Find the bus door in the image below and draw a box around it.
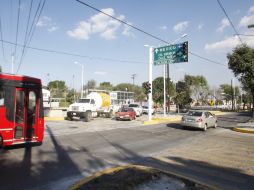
[13,88,38,143]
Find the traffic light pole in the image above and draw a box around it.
[148,47,153,121]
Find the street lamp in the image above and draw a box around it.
[144,45,153,121]
[74,61,84,99]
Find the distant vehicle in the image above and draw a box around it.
[128,103,143,117]
[142,106,155,115]
[181,110,217,131]
[0,73,44,147]
[115,107,136,121]
[176,105,190,113]
[67,92,113,122]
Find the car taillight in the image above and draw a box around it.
[196,118,202,122]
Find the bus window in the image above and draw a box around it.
[28,91,36,128]
[0,87,4,106]
[15,90,25,124]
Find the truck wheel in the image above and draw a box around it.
[84,111,92,122]
[106,111,113,118]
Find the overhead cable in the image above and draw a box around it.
[75,0,226,67]
[216,0,243,44]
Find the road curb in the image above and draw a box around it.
[232,127,254,134]
[143,116,181,125]
[44,117,65,121]
[68,164,218,190]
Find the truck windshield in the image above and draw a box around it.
[78,99,90,103]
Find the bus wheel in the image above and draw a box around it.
[84,111,92,122]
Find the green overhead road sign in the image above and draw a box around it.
[248,24,254,28]
[153,41,188,66]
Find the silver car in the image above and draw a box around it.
[181,110,217,131]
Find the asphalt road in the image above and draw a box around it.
[0,112,253,190]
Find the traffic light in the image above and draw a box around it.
[147,82,151,93]
[143,82,151,94]
[182,42,188,55]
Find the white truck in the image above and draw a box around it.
[66,92,114,122]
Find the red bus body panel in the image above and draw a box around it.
[0,73,44,147]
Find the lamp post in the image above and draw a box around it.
[144,45,153,121]
[74,61,84,99]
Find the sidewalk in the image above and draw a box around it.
[233,122,254,134]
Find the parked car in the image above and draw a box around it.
[128,103,143,117]
[115,107,136,121]
[142,106,155,115]
[181,110,217,131]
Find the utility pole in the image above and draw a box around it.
[131,74,137,85]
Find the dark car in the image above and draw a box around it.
[115,107,136,121]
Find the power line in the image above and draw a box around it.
[189,52,227,67]
[14,0,21,62]
[216,0,243,44]
[0,17,7,63]
[17,0,46,73]
[75,0,227,67]
[0,39,146,64]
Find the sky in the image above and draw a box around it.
[0,0,254,90]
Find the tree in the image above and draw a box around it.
[48,80,67,98]
[227,44,254,117]
[84,79,97,90]
[174,81,192,108]
[152,77,175,105]
[219,84,240,105]
[184,75,209,105]
[98,82,113,91]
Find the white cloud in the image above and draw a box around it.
[94,71,106,75]
[216,18,230,32]
[122,22,135,37]
[204,35,254,52]
[68,8,132,40]
[37,16,52,27]
[239,5,254,27]
[248,5,254,13]
[197,23,203,30]
[239,13,254,27]
[48,26,59,32]
[67,21,91,40]
[160,25,167,30]
[37,16,59,32]
[173,21,189,33]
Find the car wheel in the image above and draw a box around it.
[203,124,207,131]
[214,121,217,128]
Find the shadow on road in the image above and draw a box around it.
[109,143,254,190]
[1,125,253,190]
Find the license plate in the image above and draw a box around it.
[73,113,76,116]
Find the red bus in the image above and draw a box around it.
[0,73,44,147]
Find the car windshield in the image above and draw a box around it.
[78,99,90,103]
[129,104,139,107]
[120,108,130,112]
[187,111,203,117]
[142,106,148,109]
